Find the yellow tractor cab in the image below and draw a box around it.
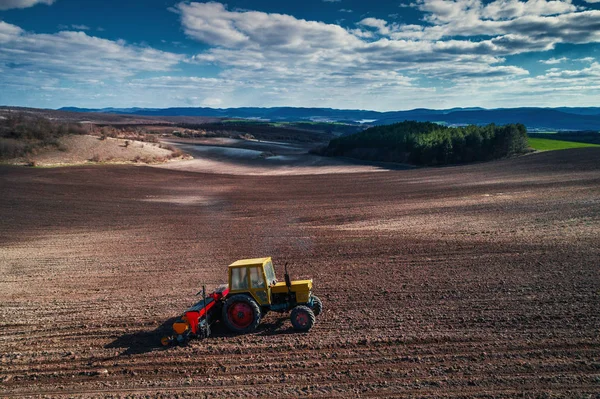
[223,257,322,333]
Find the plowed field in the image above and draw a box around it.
[1,148,599,398]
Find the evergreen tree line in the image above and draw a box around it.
[323,121,530,166]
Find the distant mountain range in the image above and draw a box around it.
[59,106,600,131]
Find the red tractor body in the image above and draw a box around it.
[161,285,229,346]
[183,285,230,334]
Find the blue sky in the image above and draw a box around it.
[0,0,599,110]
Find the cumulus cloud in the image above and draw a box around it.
[175,2,363,49]
[394,0,600,47]
[0,20,22,40]
[482,0,578,19]
[3,0,600,109]
[461,61,600,103]
[177,3,525,80]
[0,0,55,10]
[0,22,192,108]
[545,62,600,79]
[162,1,600,108]
[163,2,558,110]
[0,21,183,83]
[416,0,578,24]
[539,56,567,64]
[358,17,393,34]
[358,1,600,56]
[58,24,90,31]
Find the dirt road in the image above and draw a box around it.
[1,148,599,397]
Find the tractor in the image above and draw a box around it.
[161,257,322,345]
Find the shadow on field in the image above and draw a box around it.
[106,315,305,355]
[256,317,300,336]
[105,317,179,355]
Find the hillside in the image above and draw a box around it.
[59,106,600,131]
[0,113,187,166]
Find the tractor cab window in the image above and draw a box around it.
[264,261,276,285]
[231,267,248,290]
[250,267,265,288]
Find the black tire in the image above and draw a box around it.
[222,294,261,334]
[290,306,315,331]
[310,295,323,316]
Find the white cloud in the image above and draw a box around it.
[178,2,531,75]
[0,20,22,41]
[358,17,392,34]
[3,0,600,109]
[576,56,595,62]
[0,21,183,83]
[0,0,54,10]
[168,2,546,109]
[471,62,600,101]
[175,2,363,49]
[163,1,600,109]
[322,0,341,2]
[58,24,91,31]
[481,0,578,20]
[397,0,599,47]
[202,97,224,106]
[415,0,578,24]
[539,62,600,79]
[539,56,567,64]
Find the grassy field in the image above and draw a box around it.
[528,137,600,151]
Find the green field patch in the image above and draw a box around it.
[528,137,600,151]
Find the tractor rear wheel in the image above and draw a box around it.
[290,306,315,331]
[310,295,323,316]
[222,294,261,334]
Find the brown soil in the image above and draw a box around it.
[1,148,599,398]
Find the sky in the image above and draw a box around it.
[0,0,600,111]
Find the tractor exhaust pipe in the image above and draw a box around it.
[284,262,291,290]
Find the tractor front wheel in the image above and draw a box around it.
[222,294,261,334]
[310,295,323,316]
[290,306,315,332]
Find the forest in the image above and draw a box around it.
[322,121,530,166]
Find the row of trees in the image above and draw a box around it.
[323,121,530,166]
[0,112,88,141]
[178,122,325,143]
[0,113,89,159]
